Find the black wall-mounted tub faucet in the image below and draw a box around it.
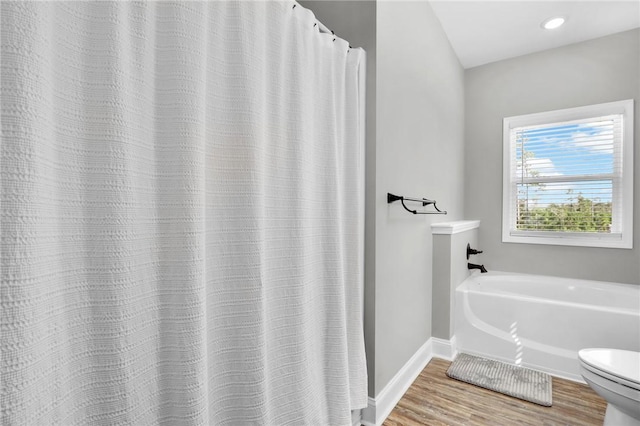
[468,263,488,273]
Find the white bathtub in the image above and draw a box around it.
[454,271,640,382]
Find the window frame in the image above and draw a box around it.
[502,99,634,249]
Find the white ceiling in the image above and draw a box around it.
[429,1,640,69]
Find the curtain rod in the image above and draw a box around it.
[292,2,333,36]
[315,18,332,35]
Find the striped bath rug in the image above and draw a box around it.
[446,353,552,406]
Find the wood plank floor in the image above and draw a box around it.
[383,358,607,426]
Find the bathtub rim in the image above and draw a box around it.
[456,270,640,315]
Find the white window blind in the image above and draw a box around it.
[502,100,634,249]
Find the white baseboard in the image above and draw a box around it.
[360,397,377,426]
[351,409,362,426]
[361,336,456,426]
[431,336,457,361]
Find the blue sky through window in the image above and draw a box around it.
[515,120,615,207]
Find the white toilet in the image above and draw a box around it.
[579,348,640,426]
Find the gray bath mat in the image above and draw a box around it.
[446,353,552,406]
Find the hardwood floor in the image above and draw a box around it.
[383,358,607,426]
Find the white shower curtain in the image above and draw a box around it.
[0,2,366,425]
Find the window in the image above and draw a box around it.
[502,100,634,248]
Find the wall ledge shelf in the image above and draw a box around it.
[431,220,480,235]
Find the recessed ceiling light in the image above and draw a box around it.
[541,16,566,30]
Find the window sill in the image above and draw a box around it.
[503,231,632,249]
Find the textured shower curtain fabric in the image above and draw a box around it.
[1,1,366,425]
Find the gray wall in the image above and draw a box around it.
[465,29,640,285]
[431,236,452,339]
[298,0,378,396]
[432,228,479,340]
[376,1,464,395]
